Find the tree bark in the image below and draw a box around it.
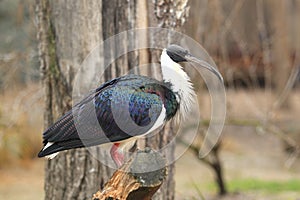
[36,0,189,199]
[36,1,112,199]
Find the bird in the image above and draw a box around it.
[38,44,223,167]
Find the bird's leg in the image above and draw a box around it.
[110,143,124,168]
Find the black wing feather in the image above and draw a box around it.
[38,75,171,157]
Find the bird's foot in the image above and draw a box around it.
[110,143,124,168]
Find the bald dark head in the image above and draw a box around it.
[166,44,224,82]
[166,44,189,63]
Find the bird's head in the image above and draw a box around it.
[164,44,223,82]
[160,44,223,120]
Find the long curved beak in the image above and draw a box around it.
[185,54,224,83]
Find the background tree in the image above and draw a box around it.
[36,0,189,199]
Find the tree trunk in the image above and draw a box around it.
[36,1,112,199]
[210,151,227,196]
[36,0,189,199]
[268,0,292,106]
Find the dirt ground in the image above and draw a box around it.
[0,159,44,200]
[175,125,300,200]
[0,90,299,200]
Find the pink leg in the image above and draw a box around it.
[110,143,124,167]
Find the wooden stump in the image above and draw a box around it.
[92,148,167,200]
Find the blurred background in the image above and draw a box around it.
[0,0,299,199]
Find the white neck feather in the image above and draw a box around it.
[160,49,196,119]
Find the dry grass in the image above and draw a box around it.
[0,84,43,168]
[197,88,300,122]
